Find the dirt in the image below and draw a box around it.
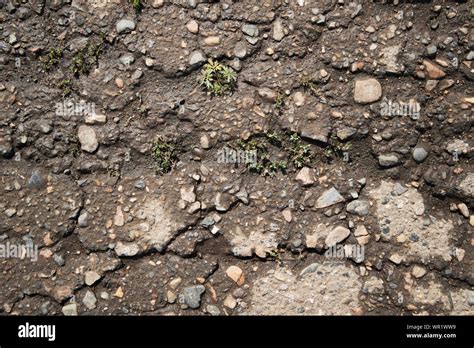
[0,0,473,316]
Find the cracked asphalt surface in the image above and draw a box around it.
[0,0,473,316]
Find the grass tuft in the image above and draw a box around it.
[323,135,352,161]
[40,47,63,72]
[199,59,237,96]
[152,138,178,174]
[70,34,106,77]
[130,0,142,11]
[237,132,312,176]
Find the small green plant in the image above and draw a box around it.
[57,79,73,97]
[107,166,121,178]
[274,93,285,110]
[87,37,105,63]
[152,138,178,174]
[323,135,352,161]
[268,249,279,259]
[40,47,63,71]
[237,132,310,176]
[199,59,237,96]
[264,131,282,146]
[67,136,80,157]
[288,133,312,168]
[138,105,148,117]
[136,93,149,117]
[70,35,106,77]
[267,248,284,265]
[301,78,318,96]
[70,51,87,76]
[238,138,271,176]
[269,160,288,171]
[129,0,142,11]
[237,137,266,153]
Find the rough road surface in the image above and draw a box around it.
[0,0,473,316]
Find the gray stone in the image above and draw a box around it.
[0,136,13,158]
[229,58,241,72]
[5,208,16,217]
[180,186,196,203]
[458,174,474,198]
[186,20,199,34]
[468,290,474,306]
[200,216,215,228]
[188,201,201,214]
[296,167,315,186]
[273,18,285,41]
[85,114,106,125]
[412,147,428,163]
[423,60,445,79]
[380,45,403,74]
[115,242,141,257]
[349,3,362,18]
[116,19,136,34]
[38,122,52,134]
[315,187,345,209]
[131,69,143,81]
[457,203,469,218]
[200,134,210,149]
[182,285,205,309]
[336,127,357,141]
[325,226,351,247]
[17,7,31,19]
[68,37,89,52]
[242,24,259,37]
[214,192,235,212]
[411,265,427,279]
[378,153,399,167]
[236,188,249,204]
[389,253,403,265]
[206,304,221,316]
[245,36,259,45]
[6,0,16,13]
[78,125,98,153]
[134,180,145,190]
[314,14,325,24]
[100,292,110,300]
[299,263,319,276]
[31,0,45,14]
[53,254,65,266]
[85,271,101,286]
[233,41,247,59]
[426,44,437,57]
[119,54,135,66]
[346,199,370,216]
[49,0,63,10]
[78,211,88,227]
[82,290,97,310]
[358,178,366,187]
[301,119,330,143]
[189,50,206,66]
[354,78,382,104]
[446,139,469,155]
[62,303,78,316]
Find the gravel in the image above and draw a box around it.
[116,19,136,34]
[181,285,206,309]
